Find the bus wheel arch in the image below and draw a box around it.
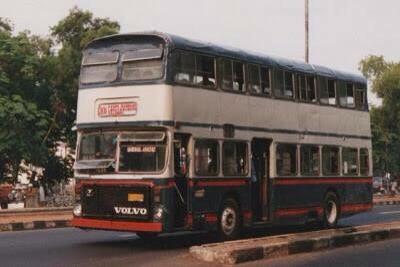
[322,190,340,228]
[217,192,242,240]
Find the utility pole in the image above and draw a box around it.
[305,0,309,63]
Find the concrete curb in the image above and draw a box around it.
[0,220,71,232]
[0,207,72,214]
[190,222,400,265]
[373,200,400,206]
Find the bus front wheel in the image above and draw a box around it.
[322,192,340,228]
[218,198,241,241]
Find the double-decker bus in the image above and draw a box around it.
[71,32,372,240]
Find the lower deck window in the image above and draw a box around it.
[276,144,297,176]
[322,146,339,175]
[360,148,369,176]
[300,145,320,176]
[194,140,219,176]
[342,147,358,175]
[223,141,248,176]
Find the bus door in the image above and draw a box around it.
[173,133,190,228]
[251,138,272,222]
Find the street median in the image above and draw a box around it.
[190,221,400,265]
[0,207,72,232]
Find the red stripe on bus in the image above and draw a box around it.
[72,217,162,232]
[274,206,323,217]
[243,211,252,219]
[274,177,372,185]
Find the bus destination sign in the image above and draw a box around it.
[97,102,137,117]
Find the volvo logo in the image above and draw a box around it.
[114,207,148,215]
[86,188,94,197]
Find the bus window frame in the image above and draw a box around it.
[222,140,249,177]
[275,142,298,177]
[193,138,220,177]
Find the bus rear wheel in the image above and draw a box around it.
[323,192,339,228]
[218,198,241,241]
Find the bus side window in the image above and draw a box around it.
[276,143,297,176]
[223,141,248,176]
[300,145,320,176]
[342,147,358,175]
[359,148,369,176]
[233,61,244,92]
[195,55,216,88]
[298,74,307,101]
[174,51,195,85]
[260,67,271,96]
[284,71,294,98]
[322,146,339,176]
[174,135,190,177]
[306,76,317,102]
[355,84,367,110]
[221,58,233,90]
[247,64,261,94]
[273,69,284,97]
[194,139,219,176]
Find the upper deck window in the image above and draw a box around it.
[248,65,271,96]
[80,51,119,84]
[274,70,293,99]
[355,84,367,110]
[319,77,336,105]
[338,83,355,108]
[174,51,216,88]
[121,48,164,81]
[221,59,245,92]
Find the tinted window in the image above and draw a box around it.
[80,65,118,84]
[221,59,233,90]
[194,140,219,176]
[276,144,297,176]
[342,147,358,175]
[247,64,261,93]
[298,74,307,101]
[223,142,248,176]
[300,145,319,176]
[174,52,195,84]
[322,146,339,175]
[274,69,284,97]
[319,76,329,104]
[233,61,245,92]
[260,67,271,96]
[284,72,294,98]
[195,55,216,88]
[339,82,355,108]
[360,148,369,176]
[307,76,317,102]
[122,59,163,81]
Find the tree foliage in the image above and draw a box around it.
[0,7,120,185]
[359,55,400,175]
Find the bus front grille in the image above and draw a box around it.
[81,185,151,220]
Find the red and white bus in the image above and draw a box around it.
[71,32,372,240]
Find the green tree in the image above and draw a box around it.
[359,56,400,175]
[50,6,120,146]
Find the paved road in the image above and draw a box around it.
[1,205,400,267]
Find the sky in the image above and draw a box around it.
[2,0,400,105]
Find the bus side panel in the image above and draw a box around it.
[188,178,251,230]
[271,177,372,224]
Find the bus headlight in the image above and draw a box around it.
[73,204,82,217]
[153,205,165,221]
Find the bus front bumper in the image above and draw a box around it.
[71,217,163,232]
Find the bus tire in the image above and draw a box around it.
[136,232,158,240]
[218,198,241,241]
[322,192,340,228]
[0,202,8,209]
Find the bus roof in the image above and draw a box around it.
[88,31,367,84]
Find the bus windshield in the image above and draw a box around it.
[75,131,167,174]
